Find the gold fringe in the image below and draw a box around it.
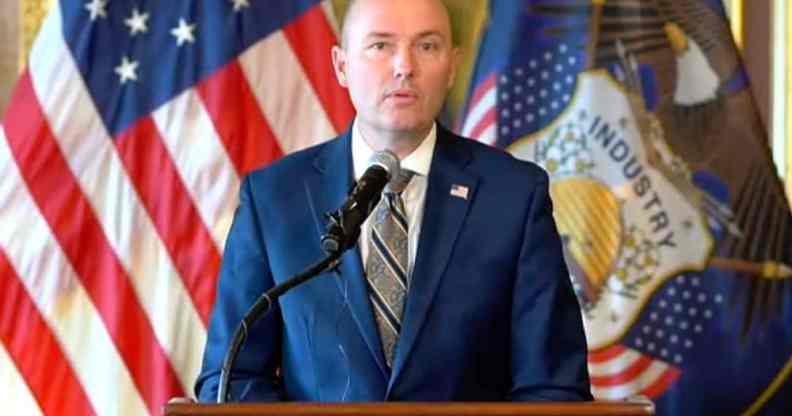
[19,0,52,71]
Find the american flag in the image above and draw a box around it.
[0,0,353,414]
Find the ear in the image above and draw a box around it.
[447,46,462,89]
[331,45,349,88]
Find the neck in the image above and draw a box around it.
[358,122,432,160]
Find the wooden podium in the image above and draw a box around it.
[164,400,654,416]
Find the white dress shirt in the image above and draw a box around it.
[352,120,436,279]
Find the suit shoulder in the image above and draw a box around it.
[245,138,334,185]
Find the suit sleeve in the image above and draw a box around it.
[510,171,594,401]
[194,175,283,402]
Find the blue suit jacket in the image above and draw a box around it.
[195,125,592,402]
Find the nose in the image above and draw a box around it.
[393,45,415,79]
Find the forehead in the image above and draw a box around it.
[344,0,452,42]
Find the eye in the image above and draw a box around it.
[369,42,387,51]
[419,41,438,51]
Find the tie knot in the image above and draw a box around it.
[385,169,414,195]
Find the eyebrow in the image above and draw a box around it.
[363,30,446,41]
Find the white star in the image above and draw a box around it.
[115,56,139,84]
[171,18,197,46]
[124,8,150,36]
[230,0,250,12]
[84,0,108,21]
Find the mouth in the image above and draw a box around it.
[385,89,419,105]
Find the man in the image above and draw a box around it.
[195,0,592,402]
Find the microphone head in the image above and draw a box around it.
[368,150,400,181]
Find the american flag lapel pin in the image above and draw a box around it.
[450,184,469,200]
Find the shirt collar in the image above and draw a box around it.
[351,119,436,180]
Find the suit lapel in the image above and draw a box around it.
[306,131,389,379]
[388,127,478,391]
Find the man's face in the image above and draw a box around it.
[332,0,458,137]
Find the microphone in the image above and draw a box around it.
[321,150,400,254]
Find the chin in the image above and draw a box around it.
[380,118,432,135]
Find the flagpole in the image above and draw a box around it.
[585,0,606,70]
[726,0,744,50]
[772,0,788,187]
[709,258,792,280]
[786,0,792,205]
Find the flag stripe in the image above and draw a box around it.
[196,61,284,175]
[239,30,337,153]
[461,74,497,145]
[320,0,341,35]
[640,367,681,399]
[151,90,240,252]
[478,124,496,144]
[0,341,43,416]
[590,356,653,386]
[0,126,149,415]
[468,73,497,116]
[3,73,184,414]
[462,74,497,135]
[0,250,95,416]
[115,118,219,326]
[282,4,355,134]
[591,361,669,399]
[589,349,641,375]
[589,344,628,363]
[468,107,497,141]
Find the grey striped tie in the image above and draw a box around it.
[366,170,414,367]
